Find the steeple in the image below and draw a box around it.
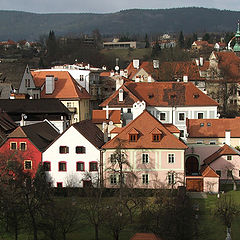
[233,20,240,53]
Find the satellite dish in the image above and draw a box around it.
[115,66,119,71]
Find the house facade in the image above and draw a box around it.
[42,120,104,188]
[0,121,59,177]
[100,82,218,139]
[102,110,188,189]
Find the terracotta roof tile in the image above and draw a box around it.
[204,144,240,165]
[130,233,162,240]
[31,71,90,99]
[102,110,187,149]
[200,165,219,177]
[163,124,180,133]
[187,117,240,138]
[92,110,121,124]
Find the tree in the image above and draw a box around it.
[202,33,210,42]
[46,30,58,63]
[214,195,239,239]
[151,40,161,58]
[145,34,150,48]
[178,31,185,49]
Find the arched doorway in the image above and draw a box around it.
[186,156,199,175]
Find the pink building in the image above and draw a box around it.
[102,110,187,189]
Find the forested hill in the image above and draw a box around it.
[0,7,239,41]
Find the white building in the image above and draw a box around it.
[42,120,104,187]
[100,82,218,140]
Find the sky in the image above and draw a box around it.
[0,0,240,13]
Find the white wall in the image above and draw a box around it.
[43,126,101,187]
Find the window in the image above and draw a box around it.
[207,122,211,126]
[198,113,204,119]
[10,142,17,150]
[200,123,204,127]
[168,173,175,184]
[59,162,67,171]
[227,155,232,161]
[152,134,160,142]
[227,170,232,177]
[142,174,149,185]
[76,146,86,154]
[160,112,166,121]
[180,130,184,138]
[24,160,32,170]
[197,141,203,144]
[216,170,221,177]
[110,175,117,185]
[142,153,149,164]
[57,182,63,188]
[168,153,175,163]
[127,108,131,113]
[80,75,84,81]
[129,134,137,142]
[20,142,26,151]
[76,162,84,171]
[67,102,72,107]
[59,146,69,154]
[178,113,185,121]
[89,162,98,171]
[209,141,216,145]
[43,162,51,171]
[239,170,240,177]
[25,79,30,88]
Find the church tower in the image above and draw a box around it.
[233,21,240,55]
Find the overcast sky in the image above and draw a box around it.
[0,0,240,13]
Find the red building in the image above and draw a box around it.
[0,121,59,177]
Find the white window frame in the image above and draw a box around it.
[178,112,185,121]
[142,153,149,164]
[209,141,216,145]
[160,112,166,121]
[110,174,117,185]
[197,112,204,119]
[168,172,175,184]
[168,153,175,164]
[24,160,32,170]
[227,155,232,161]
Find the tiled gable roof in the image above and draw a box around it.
[200,165,219,177]
[8,122,59,152]
[102,110,187,149]
[92,110,121,124]
[163,124,180,133]
[193,40,210,46]
[73,120,104,149]
[159,61,202,81]
[99,84,140,107]
[187,117,240,138]
[31,71,90,99]
[100,82,217,107]
[203,144,240,165]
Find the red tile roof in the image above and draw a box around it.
[199,60,209,71]
[193,40,210,46]
[130,233,162,240]
[92,110,121,124]
[163,124,180,133]
[159,61,202,81]
[200,165,219,177]
[31,71,90,99]
[100,82,218,107]
[203,144,239,165]
[102,110,187,149]
[187,117,240,138]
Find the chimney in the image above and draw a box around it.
[183,75,188,82]
[45,75,55,94]
[119,89,123,102]
[102,122,108,143]
[148,75,152,82]
[133,59,139,69]
[200,57,204,66]
[195,59,199,66]
[135,76,140,82]
[225,130,231,146]
[132,101,146,119]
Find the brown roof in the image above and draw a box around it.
[163,124,180,133]
[203,144,240,165]
[187,117,240,138]
[159,61,203,81]
[130,233,162,240]
[200,165,219,177]
[31,71,90,99]
[8,121,59,151]
[100,82,218,108]
[102,110,187,149]
[92,110,121,124]
[193,40,210,46]
[73,120,104,149]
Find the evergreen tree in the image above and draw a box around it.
[145,34,150,48]
[46,30,58,63]
[178,31,185,48]
[202,33,210,42]
[151,40,161,57]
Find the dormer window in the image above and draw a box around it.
[128,128,139,142]
[151,128,162,142]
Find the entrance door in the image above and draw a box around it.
[186,178,203,192]
[186,156,199,175]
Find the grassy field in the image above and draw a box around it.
[2,190,240,240]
